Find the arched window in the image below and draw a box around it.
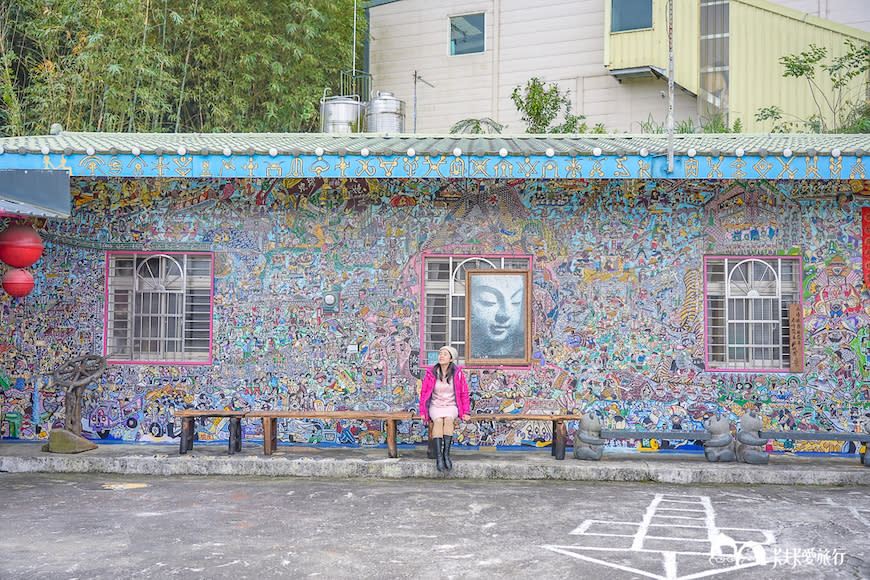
[705,256,802,371]
[422,254,530,366]
[106,252,213,363]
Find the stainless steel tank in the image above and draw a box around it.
[320,95,365,133]
[366,92,405,133]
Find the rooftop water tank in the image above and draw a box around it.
[366,92,405,133]
[320,95,365,133]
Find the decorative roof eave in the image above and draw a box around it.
[0,131,868,180]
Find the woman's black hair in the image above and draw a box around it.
[432,361,457,383]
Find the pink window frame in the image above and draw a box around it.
[419,252,534,370]
[702,254,804,373]
[103,251,215,365]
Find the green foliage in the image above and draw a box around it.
[675,118,695,133]
[699,110,742,134]
[755,106,795,133]
[756,40,870,133]
[510,77,590,134]
[638,114,664,134]
[449,117,505,134]
[840,101,870,134]
[637,112,741,134]
[0,0,364,135]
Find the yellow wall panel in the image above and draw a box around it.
[606,0,699,94]
[730,1,870,132]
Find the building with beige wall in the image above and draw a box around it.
[366,0,870,134]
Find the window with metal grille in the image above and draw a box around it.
[704,256,801,371]
[422,255,530,366]
[106,252,213,363]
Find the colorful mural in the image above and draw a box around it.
[1,176,868,453]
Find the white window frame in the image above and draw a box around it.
[422,254,530,366]
[449,13,485,56]
[704,256,801,371]
[105,252,213,364]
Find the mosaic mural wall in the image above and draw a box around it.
[1,177,868,453]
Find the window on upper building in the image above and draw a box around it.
[699,0,730,120]
[105,252,213,364]
[611,0,653,32]
[704,256,802,372]
[422,255,530,366]
[450,13,485,55]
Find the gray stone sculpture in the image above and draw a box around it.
[573,412,605,461]
[44,354,107,453]
[702,415,736,462]
[736,410,770,465]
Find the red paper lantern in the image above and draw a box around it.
[2,268,35,297]
[0,224,44,268]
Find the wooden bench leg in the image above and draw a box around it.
[270,418,278,453]
[387,419,398,458]
[179,417,191,454]
[261,417,273,455]
[228,417,241,455]
[551,420,557,457]
[259,417,278,455]
[553,421,567,460]
[235,418,243,452]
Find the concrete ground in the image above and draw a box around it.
[1,441,869,485]
[1,473,869,579]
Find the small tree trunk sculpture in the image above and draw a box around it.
[53,355,107,436]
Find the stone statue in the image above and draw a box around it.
[573,412,605,461]
[736,410,770,464]
[702,415,736,462]
[45,354,107,453]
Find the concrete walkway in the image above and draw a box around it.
[2,441,869,485]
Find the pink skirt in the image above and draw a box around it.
[430,404,458,420]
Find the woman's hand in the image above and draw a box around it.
[461,414,470,421]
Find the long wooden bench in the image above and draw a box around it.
[431,413,579,460]
[174,409,577,460]
[175,409,247,455]
[245,411,416,458]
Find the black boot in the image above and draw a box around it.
[427,427,438,459]
[443,435,453,471]
[433,437,445,472]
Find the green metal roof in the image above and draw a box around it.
[1,131,868,180]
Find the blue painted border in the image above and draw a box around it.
[1,152,864,180]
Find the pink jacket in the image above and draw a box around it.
[419,365,471,422]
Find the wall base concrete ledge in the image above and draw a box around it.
[1,443,868,485]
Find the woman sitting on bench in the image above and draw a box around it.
[420,345,471,472]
